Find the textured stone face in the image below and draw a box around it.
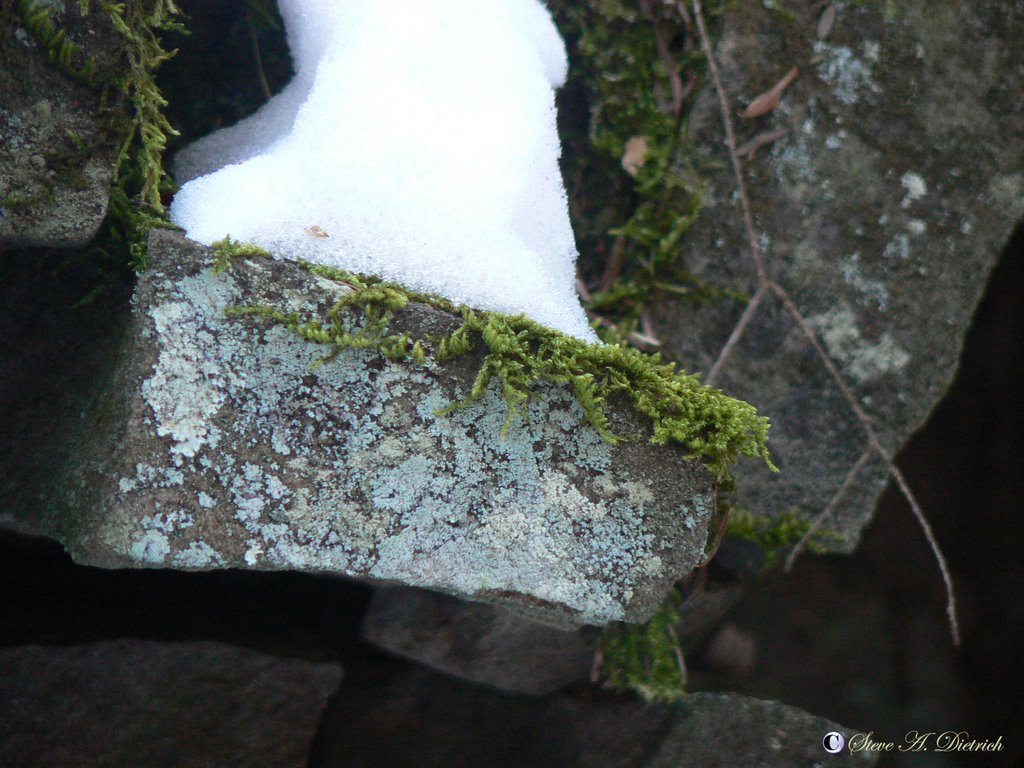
[361,586,595,695]
[656,1,1024,549]
[0,3,120,250]
[20,229,714,627]
[0,640,341,768]
[312,665,879,768]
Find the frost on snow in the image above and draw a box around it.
[170,0,597,341]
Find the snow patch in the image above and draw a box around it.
[170,0,595,341]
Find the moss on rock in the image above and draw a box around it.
[212,237,772,485]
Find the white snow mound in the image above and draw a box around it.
[170,0,597,342]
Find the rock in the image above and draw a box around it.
[641,693,878,768]
[361,586,594,695]
[312,664,878,767]
[0,2,121,250]
[0,639,341,768]
[656,0,1024,549]
[10,228,715,628]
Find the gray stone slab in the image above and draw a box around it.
[0,2,120,250]
[14,228,716,628]
[362,586,594,695]
[653,0,1024,550]
[312,665,878,768]
[0,639,341,768]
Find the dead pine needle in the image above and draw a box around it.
[687,0,961,646]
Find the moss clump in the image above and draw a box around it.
[549,0,736,338]
[12,0,184,282]
[726,506,836,570]
[13,0,184,212]
[213,238,772,484]
[599,587,687,702]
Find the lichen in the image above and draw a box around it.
[212,237,773,485]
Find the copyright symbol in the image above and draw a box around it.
[823,731,845,754]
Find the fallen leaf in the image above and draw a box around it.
[736,129,788,159]
[739,66,800,118]
[621,136,649,177]
[817,3,837,40]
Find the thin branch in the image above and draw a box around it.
[690,0,768,287]
[785,447,871,572]
[598,235,628,292]
[665,622,689,686]
[706,281,767,387]
[688,0,960,645]
[889,462,961,646]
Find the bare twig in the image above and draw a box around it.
[706,281,767,387]
[691,2,768,287]
[598,235,628,292]
[665,622,689,686]
[688,0,960,645]
[785,447,872,572]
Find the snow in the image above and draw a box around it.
[169,0,596,342]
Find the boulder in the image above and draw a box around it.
[312,664,878,767]
[10,228,716,628]
[361,586,594,695]
[0,2,120,250]
[0,639,341,768]
[657,0,1024,548]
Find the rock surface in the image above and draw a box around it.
[11,228,715,628]
[0,2,120,250]
[313,664,878,767]
[0,639,341,768]
[362,586,595,695]
[656,0,1024,549]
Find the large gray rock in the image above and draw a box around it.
[0,2,120,250]
[11,228,715,628]
[362,586,595,695]
[0,639,341,768]
[656,0,1024,549]
[312,665,878,767]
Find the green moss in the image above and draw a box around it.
[13,0,183,212]
[213,238,772,484]
[549,0,736,338]
[12,0,184,290]
[599,587,687,702]
[10,0,100,82]
[726,506,835,569]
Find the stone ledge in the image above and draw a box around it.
[15,229,716,628]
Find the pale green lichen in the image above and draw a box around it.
[212,237,773,485]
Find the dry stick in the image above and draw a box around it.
[665,622,689,686]
[688,0,960,645]
[706,281,767,387]
[785,447,872,573]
